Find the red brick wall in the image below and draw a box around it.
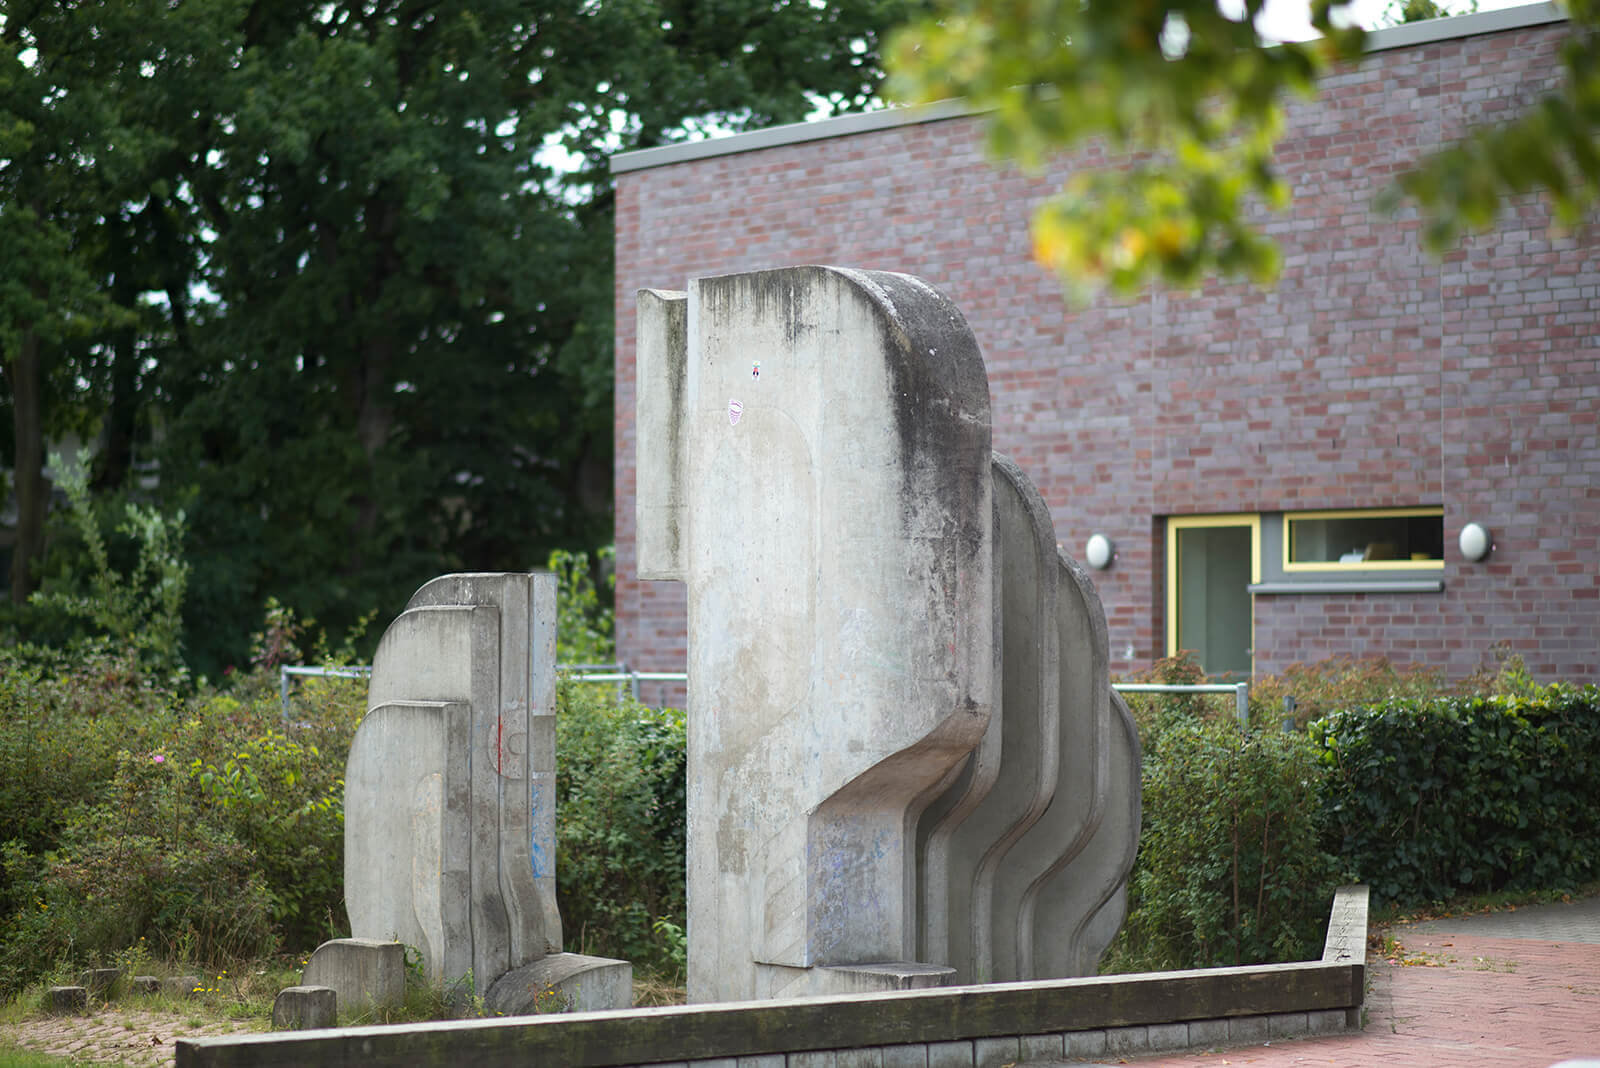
[613,20,1600,698]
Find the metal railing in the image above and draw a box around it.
[278,662,684,716]
[1111,681,1251,726]
[282,665,1249,723]
[279,664,372,718]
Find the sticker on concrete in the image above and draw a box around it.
[752,362,761,379]
[728,398,744,426]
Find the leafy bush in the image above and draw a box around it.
[1112,715,1341,970]
[26,452,191,683]
[0,644,363,994]
[1314,684,1600,908]
[1248,655,1447,729]
[554,678,687,977]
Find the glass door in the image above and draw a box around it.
[1166,515,1259,678]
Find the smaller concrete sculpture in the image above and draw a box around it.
[321,572,628,1015]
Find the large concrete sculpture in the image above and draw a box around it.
[336,572,630,1014]
[636,266,1141,1003]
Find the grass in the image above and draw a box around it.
[1373,878,1600,928]
[0,1045,90,1068]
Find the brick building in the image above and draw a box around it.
[610,3,1599,697]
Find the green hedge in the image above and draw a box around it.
[1313,685,1600,908]
[1112,716,1340,971]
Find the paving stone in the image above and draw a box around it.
[833,1048,884,1068]
[1307,1008,1351,1034]
[926,1039,974,1068]
[1018,1032,1064,1060]
[1228,1015,1269,1043]
[1104,1025,1150,1054]
[880,1044,929,1068]
[1187,1018,1230,1046]
[1267,1011,1309,1038]
[973,1036,1019,1068]
[788,1053,835,1068]
[1148,1022,1189,1050]
[1063,1029,1107,1058]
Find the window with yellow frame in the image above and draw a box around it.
[1282,507,1445,572]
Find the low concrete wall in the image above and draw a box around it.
[177,887,1368,1068]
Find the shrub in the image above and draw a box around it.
[0,645,363,995]
[0,751,278,991]
[1113,717,1341,970]
[0,645,176,917]
[182,678,364,948]
[1248,655,1447,729]
[1313,684,1600,908]
[554,678,687,977]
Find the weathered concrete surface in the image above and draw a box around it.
[78,968,121,995]
[916,456,1141,984]
[483,952,633,1015]
[270,986,336,1031]
[635,289,689,581]
[1028,687,1140,980]
[345,696,474,987]
[347,573,562,995]
[163,975,203,998]
[300,939,405,1017]
[638,267,994,1002]
[47,986,86,1014]
[918,454,1060,984]
[757,961,958,998]
[1321,884,1370,963]
[402,572,563,969]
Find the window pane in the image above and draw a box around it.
[1287,512,1443,565]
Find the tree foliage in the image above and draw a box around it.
[1,0,916,672]
[887,0,1598,295]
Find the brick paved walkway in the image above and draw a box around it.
[1056,898,1600,1067]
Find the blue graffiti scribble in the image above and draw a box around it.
[529,780,549,878]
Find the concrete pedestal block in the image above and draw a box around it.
[482,952,633,1014]
[131,975,160,996]
[301,939,405,1017]
[271,985,337,1030]
[47,986,87,1014]
[163,975,203,998]
[78,967,121,995]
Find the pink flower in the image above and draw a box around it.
[152,754,165,764]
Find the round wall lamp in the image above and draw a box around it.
[1458,522,1493,562]
[1086,533,1116,570]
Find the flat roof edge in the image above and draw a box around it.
[609,2,1566,175]
[609,98,975,174]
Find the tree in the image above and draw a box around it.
[886,0,1599,294]
[1,2,163,604]
[3,0,922,672]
